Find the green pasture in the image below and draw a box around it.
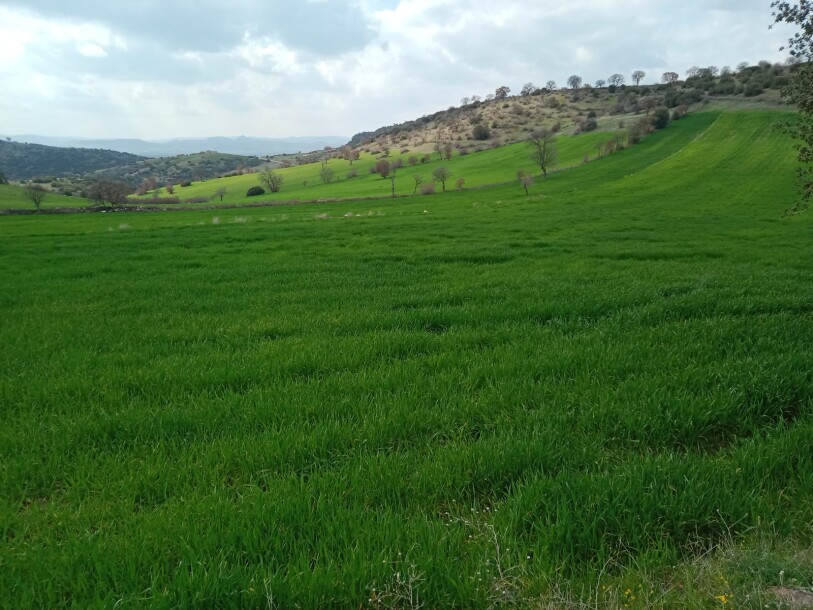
[137,129,621,205]
[0,184,89,210]
[1,112,812,608]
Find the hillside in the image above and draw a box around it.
[2,109,811,608]
[87,151,265,189]
[348,60,796,153]
[0,139,146,181]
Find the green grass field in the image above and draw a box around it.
[1,112,812,609]
[0,184,89,211]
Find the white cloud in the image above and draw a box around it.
[0,1,798,140]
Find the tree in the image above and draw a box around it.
[89,180,130,206]
[442,143,453,161]
[375,159,390,178]
[214,187,226,202]
[432,166,451,191]
[461,96,470,105]
[0,171,8,185]
[166,183,175,195]
[495,85,511,99]
[661,71,679,84]
[319,166,335,183]
[632,70,646,85]
[413,174,424,195]
[772,0,813,213]
[520,174,534,195]
[24,184,46,211]
[653,107,671,129]
[640,96,658,114]
[527,130,558,177]
[686,66,700,77]
[388,162,398,197]
[567,75,582,90]
[608,73,624,87]
[520,82,535,96]
[545,80,557,91]
[736,61,750,73]
[259,169,283,192]
[595,79,606,88]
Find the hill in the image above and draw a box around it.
[348,60,796,153]
[3,135,350,157]
[0,139,146,181]
[1,109,811,608]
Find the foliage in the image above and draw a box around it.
[653,107,671,129]
[246,186,265,197]
[772,0,813,213]
[431,166,451,191]
[0,139,144,181]
[472,124,491,140]
[23,184,46,210]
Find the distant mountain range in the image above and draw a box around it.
[1,135,350,158]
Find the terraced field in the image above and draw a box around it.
[1,112,812,608]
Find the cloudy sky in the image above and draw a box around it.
[0,0,795,140]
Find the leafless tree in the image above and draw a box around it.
[567,75,582,90]
[495,85,511,99]
[520,174,534,195]
[608,73,624,87]
[545,80,557,91]
[632,70,646,85]
[661,71,679,84]
[520,82,535,96]
[214,187,226,202]
[595,79,606,88]
[527,130,558,177]
[259,169,283,192]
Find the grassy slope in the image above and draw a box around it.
[139,128,622,205]
[1,112,812,609]
[0,184,91,210]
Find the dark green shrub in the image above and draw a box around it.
[246,186,265,197]
[653,108,671,129]
[744,81,765,97]
[472,124,491,140]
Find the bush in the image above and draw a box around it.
[180,180,192,187]
[420,183,435,195]
[246,186,265,197]
[653,107,671,129]
[744,81,765,97]
[587,110,597,119]
[580,118,598,132]
[472,124,491,140]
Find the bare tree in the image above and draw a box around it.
[520,82,535,96]
[388,162,398,197]
[608,73,624,87]
[567,75,582,90]
[527,130,558,177]
[545,80,557,91]
[661,71,679,84]
[520,174,534,195]
[413,174,424,195]
[166,183,175,195]
[595,79,606,88]
[432,166,451,191]
[632,70,646,86]
[259,169,283,192]
[736,61,749,73]
[495,85,511,99]
[640,96,658,114]
[442,143,453,161]
[24,184,46,211]
[686,66,700,77]
[90,180,130,206]
[214,187,226,202]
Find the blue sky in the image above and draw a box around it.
[0,0,795,139]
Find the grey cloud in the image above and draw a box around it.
[6,0,376,55]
